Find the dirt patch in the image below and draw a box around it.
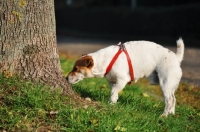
[57,36,200,86]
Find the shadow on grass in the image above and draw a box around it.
[71,83,110,102]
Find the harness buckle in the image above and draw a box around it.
[117,42,125,50]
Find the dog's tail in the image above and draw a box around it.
[176,38,184,63]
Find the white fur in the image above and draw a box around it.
[68,38,184,117]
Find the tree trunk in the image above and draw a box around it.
[0,0,73,94]
[131,0,137,10]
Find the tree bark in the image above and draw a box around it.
[0,0,73,94]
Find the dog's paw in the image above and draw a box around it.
[109,100,117,105]
[160,114,167,117]
[160,113,168,117]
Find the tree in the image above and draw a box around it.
[131,0,137,10]
[0,0,73,94]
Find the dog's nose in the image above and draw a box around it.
[66,76,68,81]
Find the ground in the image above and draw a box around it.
[57,36,200,86]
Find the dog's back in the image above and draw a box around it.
[123,39,184,79]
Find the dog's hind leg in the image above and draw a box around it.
[168,91,176,114]
[161,89,176,117]
[109,79,127,103]
[159,67,181,117]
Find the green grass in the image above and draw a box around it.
[0,56,200,131]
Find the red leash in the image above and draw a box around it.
[105,43,134,85]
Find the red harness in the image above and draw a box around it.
[104,43,134,85]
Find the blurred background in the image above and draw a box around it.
[55,0,200,47]
[54,0,200,86]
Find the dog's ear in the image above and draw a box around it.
[85,59,93,68]
[75,59,85,67]
[74,56,94,68]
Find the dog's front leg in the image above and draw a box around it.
[109,79,127,103]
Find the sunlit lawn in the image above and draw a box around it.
[0,55,199,131]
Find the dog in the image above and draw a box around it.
[66,38,184,117]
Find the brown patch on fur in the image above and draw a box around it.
[68,55,94,76]
[74,56,94,69]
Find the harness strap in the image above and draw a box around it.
[123,48,134,85]
[105,43,134,85]
[105,50,123,75]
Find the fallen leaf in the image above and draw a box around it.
[153,104,159,108]
[114,122,127,131]
[85,97,91,102]
[119,90,124,95]
[142,93,150,97]
[100,84,107,89]
[49,111,58,118]
[114,126,127,131]
[49,111,59,115]
[3,70,13,78]
[90,118,98,125]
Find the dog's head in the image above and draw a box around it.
[66,55,94,84]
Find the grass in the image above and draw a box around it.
[0,55,200,131]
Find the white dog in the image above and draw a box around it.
[67,38,184,117]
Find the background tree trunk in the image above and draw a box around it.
[131,0,137,10]
[0,0,73,94]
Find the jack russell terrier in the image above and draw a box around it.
[66,38,184,117]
